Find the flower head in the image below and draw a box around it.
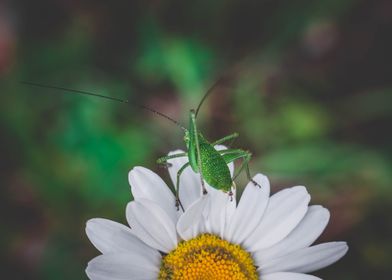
[85,149,348,280]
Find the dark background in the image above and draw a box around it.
[1,0,391,279]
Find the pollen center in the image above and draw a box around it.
[159,234,258,280]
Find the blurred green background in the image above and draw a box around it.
[1,0,391,279]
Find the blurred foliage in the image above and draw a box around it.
[1,0,391,279]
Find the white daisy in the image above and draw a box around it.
[85,149,348,280]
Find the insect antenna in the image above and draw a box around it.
[139,105,186,130]
[20,81,186,130]
[195,76,229,118]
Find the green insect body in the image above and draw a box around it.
[188,132,232,192]
[186,110,232,192]
[199,137,233,191]
[157,109,260,211]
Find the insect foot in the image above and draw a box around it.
[175,199,184,212]
[228,190,234,201]
[251,179,262,189]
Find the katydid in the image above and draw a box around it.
[22,80,261,212]
[156,82,261,211]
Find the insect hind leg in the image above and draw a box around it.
[175,162,190,212]
[211,132,239,147]
[234,152,262,188]
[220,149,262,189]
[190,110,208,195]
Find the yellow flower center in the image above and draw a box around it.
[159,234,258,280]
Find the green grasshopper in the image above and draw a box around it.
[22,81,261,211]
[156,82,261,211]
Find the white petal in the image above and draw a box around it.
[204,190,235,238]
[126,200,177,253]
[86,252,159,280]
[254,205,330,265]
[129,167,178,223]
[226,174,270,243]
[177,195,209,240]
[167,150,200,210]
[85,218,160,260]
[245,186,310,252]
[261,272,321,280]
[261,242,348,274]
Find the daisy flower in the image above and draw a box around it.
[85,149,348,280]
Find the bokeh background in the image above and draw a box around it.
[1,0,391,279]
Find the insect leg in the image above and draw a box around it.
[190,111,208,195]
[211,132,239,146]
[156,152,187,168]
[219,149,261,188]
[175,162,190,212]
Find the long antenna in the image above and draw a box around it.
[195,76,228,118]
[21,81,186,130]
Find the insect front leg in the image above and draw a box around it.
[156,152,187,168]
[220,149,262,188]
[175,162,190,212]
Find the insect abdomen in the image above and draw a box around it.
[199,142,232,192]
